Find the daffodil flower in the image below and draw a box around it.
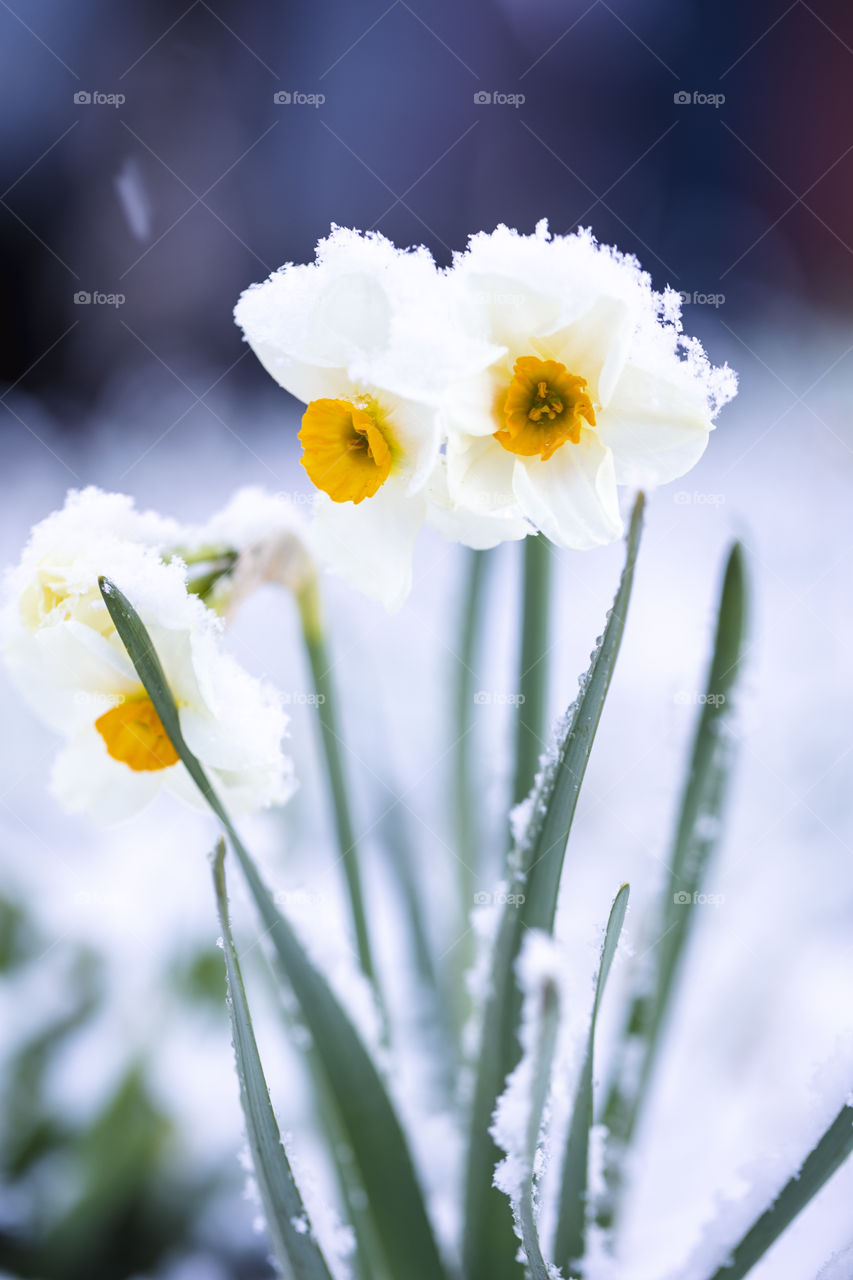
[235,227,522,609]
[177,487,316,618]
[443,222,737,549]
[2,489,293,822]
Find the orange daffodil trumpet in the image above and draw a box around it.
[236,223,735,604]
[234,227,527,611]
[442,222,737,549]
[2,489,295,823]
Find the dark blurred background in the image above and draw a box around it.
[2,0,852,425]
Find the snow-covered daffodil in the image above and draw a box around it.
[2,489,294,822]
[442,222,737,549]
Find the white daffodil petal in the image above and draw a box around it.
[312,484,425,612]
[458,270,563,349]
[368,392,441,494]
[32,620,139,696]
[512,432,622,550]
[235,259,391,383]
[442,361,511,438]
[426,461,530,548]
[51,729,164,824]
[269,359,359,407]
[597,363,712,486]
[3,633,108,734]
[536,296,633,407]
[445,434,520,518]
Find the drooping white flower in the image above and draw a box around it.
[235,226,525,609]
[443,222,737,550]
[2,489,294,823]
[179,486,316,618]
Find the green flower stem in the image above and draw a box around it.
[513,534,553,808]
[455,548,489,905]
[598,543,747,1231]
[451,548,490,1033]
[296,576,381,1004]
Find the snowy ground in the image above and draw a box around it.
[1,313,852,1279]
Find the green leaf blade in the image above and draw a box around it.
[463,496,644,1280]
[705,1103,853,1280]
[212,841,334,1280]
[600,541,749,1226]
[555,884,629,1276]
[518,496,644,936]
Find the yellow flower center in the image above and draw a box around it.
[299,397,396,504]
[95,694,179,773]
[494,356,596,461]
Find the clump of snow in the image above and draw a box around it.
[491,931,566,1250]
[284,1136,356,1280]
[817,1242,853,1279]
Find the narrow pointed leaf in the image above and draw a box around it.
[212,841,334,1280]
[600,543,748,1223]
[518,977,561,1280]
[99,578,450,1280]
[463,495,644,1280]
[555,884,629,1276]
[704,1102,853,1280]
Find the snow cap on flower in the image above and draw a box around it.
[2,488,294,823]
[443,220,737,550]
[235,224,469,407]
[5,488,187,662]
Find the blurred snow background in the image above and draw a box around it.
[1,311,852,1279]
